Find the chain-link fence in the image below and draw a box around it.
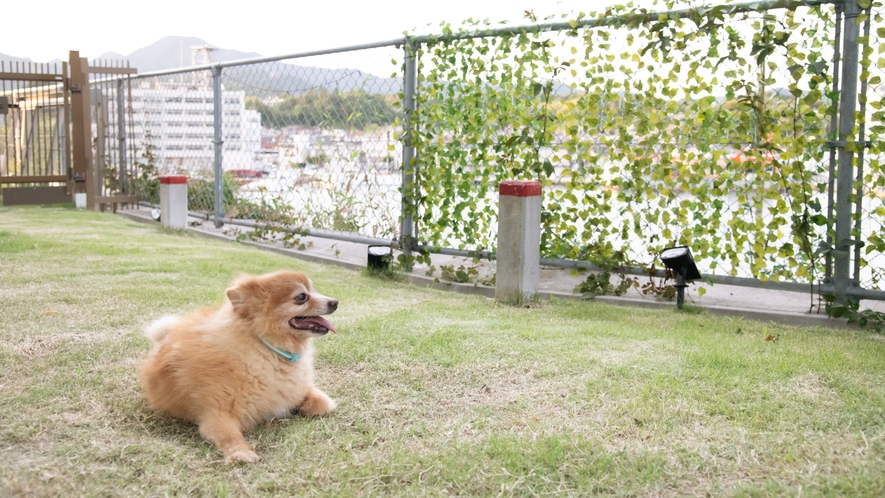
[103,0,884,302]
[224,50,403,239]
[125,44,404,241]
[126,68,224,211]
[409,1,839,285]
[401,0,885,302]
[857,3,885,291]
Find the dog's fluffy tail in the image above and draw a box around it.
[145,315,179,344]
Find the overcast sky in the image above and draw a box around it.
[6,0,661,64]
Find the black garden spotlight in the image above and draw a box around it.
[660,245,701,310]
[367,245,392,271]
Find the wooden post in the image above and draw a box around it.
[68,51,94,209]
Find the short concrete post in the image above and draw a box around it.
[496,180,541,304]
[159,175,188,229]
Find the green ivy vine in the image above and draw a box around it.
[404,0,853,294]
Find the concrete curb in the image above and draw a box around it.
[118,209,855,330]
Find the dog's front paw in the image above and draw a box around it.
[225,450,261,464]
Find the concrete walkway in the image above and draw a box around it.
[118,207,885,330]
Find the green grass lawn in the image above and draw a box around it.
[2,206,885,497]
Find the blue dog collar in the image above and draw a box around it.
[260,338,301,363]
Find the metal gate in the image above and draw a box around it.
[0,52,138,208]
[0,61,70,205]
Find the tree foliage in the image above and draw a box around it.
[246,88,397,130]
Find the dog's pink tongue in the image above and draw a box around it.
[289,316,337,334]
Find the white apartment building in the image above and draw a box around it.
[127,82,261,175]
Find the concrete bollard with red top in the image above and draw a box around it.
[496,180,541,304]
[159,175,188,229]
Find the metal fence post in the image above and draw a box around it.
[400,38,418,270]
[825,2,843,283]
[212,65,224,228]
[833,0,862,303]
[116,78,128,194]
[853,9,872,285]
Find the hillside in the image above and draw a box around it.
[95,36,261,73]
[93,36,401,95]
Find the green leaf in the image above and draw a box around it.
[807,61,827,76]
[810,214,829,226]
[531,82,544,96]
[829,305,847,318]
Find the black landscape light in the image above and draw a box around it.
[660,245,701,310]
[367,245,392,271]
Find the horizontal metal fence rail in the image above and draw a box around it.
[408,0,837,44]
[138,201,397,247]
[142,192,885,301]
[131,39,408,79]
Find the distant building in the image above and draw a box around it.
[126,81,261,175]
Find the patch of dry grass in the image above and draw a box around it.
[2,206,885,497]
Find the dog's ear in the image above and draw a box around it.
[226,288,248,318]
[226,279,260,318]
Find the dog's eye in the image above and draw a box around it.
[295,293,308,304]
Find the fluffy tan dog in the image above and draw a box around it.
[138,270,338,463]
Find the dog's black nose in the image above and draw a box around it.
[328,300,338,312]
